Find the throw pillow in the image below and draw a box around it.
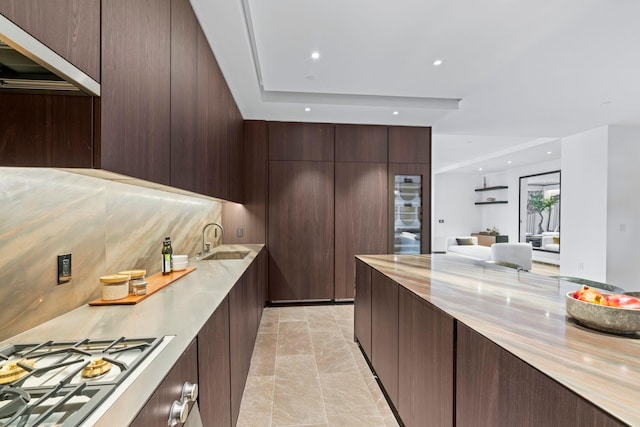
[456,237,475,246]
[553,236,560,244]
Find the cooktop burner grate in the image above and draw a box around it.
[0,337,165,427]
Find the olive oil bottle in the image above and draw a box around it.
[161,237,173,275]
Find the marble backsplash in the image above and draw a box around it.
[0,167,222,340]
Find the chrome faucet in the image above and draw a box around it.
[202,222,224,255]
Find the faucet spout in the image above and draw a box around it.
[202,222,224,255]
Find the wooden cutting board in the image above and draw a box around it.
[89,267,196,306]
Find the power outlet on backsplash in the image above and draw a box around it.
[58,253,72,285]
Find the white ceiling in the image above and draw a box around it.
[189,0,640,173]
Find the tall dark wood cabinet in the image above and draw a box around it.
[205,46,230,200]
[130,339,198,426]
[335,125,388,300]
[169,0,198,192]
[0,0,101,81]
[456,324,622,427]
[266,122,431,302]
[198,296,231,427]
[398,287,454,426]
[371,269,399,406]
[268,122,335,302]
[268,160,334,301]
[101,0,171,184]
[227,93,244,203]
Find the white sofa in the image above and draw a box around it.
[446,237,491,260]
[446,237,533,270]
[541,232,560,252]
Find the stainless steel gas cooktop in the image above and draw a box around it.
[0,336,169,426]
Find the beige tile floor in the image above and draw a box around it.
[236,304,400,427]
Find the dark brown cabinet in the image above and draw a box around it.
[198,296,232,427]
[354,258,372,357]
[101,0,171,184]
[399,287,454,426]
[0,0,101,81]
[197,247,265,427]
[204,46,230,200]
[266,122,431,302]
[334,124,387,162]
[456,323,623,427]
[0,93,94,167]
[131,339,198,427]
[335,162,387,299]
[229,258,261,425]
[371,269,399,406]
[266,121,335,302]
[177,21,243,202]
[356,261,623,427]
[169,0,198,193]
[388,126,431,164]
[268,160,335,301]
[268,122,334,161]
[334,124,388,300]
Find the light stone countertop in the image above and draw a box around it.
[357,253,640,426]
[0,244,264,427]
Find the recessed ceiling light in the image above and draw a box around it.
[547,151,552,155]
[311,51,320,60]
[478,167,483,171]
[393,111,399,115]
[507,160,512,164]
[304,107,311,112]
[433,59,443,66]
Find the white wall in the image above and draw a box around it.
[606,126,640,291]
[480,159,561,243]
[432,173,481,252]
[561,126,609,281]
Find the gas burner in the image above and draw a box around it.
[0,387,30,419]
[0,359,35,385]
[81,358,112,379]
[0,336,167,426]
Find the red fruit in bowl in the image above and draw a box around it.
[573,286,608,305]
[604,293,640,309]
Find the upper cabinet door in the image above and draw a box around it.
[169,0,198,193]
[0,93,94,167]
[335,124,388,163]
[0,0,100,82]
[101,0,172,184]
[268,122,334,161]
[388,126,431,164]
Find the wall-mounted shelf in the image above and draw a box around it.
[475,185,508,204]
[475,201,508,205]
[475,186,508,192]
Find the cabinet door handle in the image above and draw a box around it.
[168,399,188,426]
[181,381,199,403]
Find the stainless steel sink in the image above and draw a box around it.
[202,250,250,260]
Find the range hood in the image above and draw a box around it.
[0,14,99,96]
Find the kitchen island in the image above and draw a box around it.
[0,244,265,426]
[355,254,639,427]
